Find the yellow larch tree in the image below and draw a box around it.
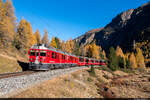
[26,22,36,47]
[15,19,36,50]
[129,52,137,69]
[102,50,107,59]
[41,29,49,45]
[49,37,57,48]
[35,29,41,44]
[65,38,75,54]
[85,42,100,59]
[61,40,66,52]
[85,44,93,58]
[116,46,125,58]
[135,48,145,68]
[0,0,16,47]
[91,43,100,59]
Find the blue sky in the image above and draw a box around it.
[12,0,149,41]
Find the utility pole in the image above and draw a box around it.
[133,40,136,50]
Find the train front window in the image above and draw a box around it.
[30,50,35,56]
[40,51,46,56]
[36,52,39,56]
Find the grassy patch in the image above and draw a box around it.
[87,77,93,82]
[0,56,22,74]
[88,66,96,77]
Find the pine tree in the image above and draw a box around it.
[108,47,118,71]
[41,29,49,45]
[129,53,137,69]
[118,56,126,69]
[55,37,61,49]
[135,48,145,68]
[35,29,41,44]
[125,58,131,69]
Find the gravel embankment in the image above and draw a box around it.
[0,66,86,98]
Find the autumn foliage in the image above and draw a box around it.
[0,0,16,47]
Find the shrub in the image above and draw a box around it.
[125,58,131,69]
[118,56,125,69]
[87,77,93,82]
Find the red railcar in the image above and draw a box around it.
[28,44,106,70]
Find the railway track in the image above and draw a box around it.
[0,71,36,80]
[0,67,85,98]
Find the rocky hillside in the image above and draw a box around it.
[75,2,150,54]
[75,28,103,46]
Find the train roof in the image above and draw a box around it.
[30,44,77,57]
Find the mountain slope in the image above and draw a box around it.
[75,2,150,55]
[75,28,103,46]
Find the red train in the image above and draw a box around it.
[28,44,106,70]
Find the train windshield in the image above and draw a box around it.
[30,50,35,56]
[40,51,46,56]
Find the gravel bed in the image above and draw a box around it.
[0,66,86,97]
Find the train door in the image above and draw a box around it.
[51,52,55,64]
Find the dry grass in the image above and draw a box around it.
[0,55,22,74]
[13,68,102,98]
[0,47,28,74]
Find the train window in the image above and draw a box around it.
[47,52,50,57]
[52,52,55,59]
[30,51,35,56]
[62,55,63,60]
[79,58,84,62]
[57,54,59,60]
[91,60,94,63]
[64,56,66,60]
[40,51,46,56]
[70,57,73,61]
[86,59,89,63]
[36,52,39,56]
[55,53,57,59]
